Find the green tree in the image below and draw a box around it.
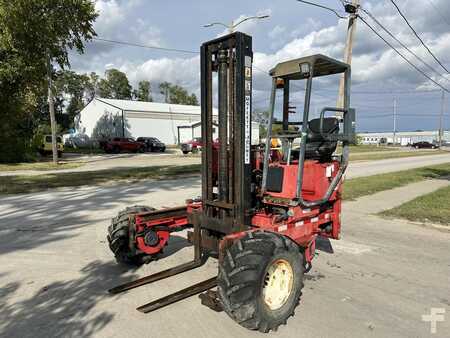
[92,112,131,139]
[134,80,152,102]
[0,0,97,163]
[159,82,198,105]
[85,72,100,101]
[159,81,171,103]
[55,70,90,130]
[98,69,132,100]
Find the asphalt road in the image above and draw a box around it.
[0,174,449,337]
[348,153,450,178]
[1,150,449,177]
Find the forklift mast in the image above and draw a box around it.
[200,32,253,233]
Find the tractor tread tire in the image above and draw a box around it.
[107,205,155,265]
[218,231,304,333]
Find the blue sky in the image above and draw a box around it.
[70,0,450,132]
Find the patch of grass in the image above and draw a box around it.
[343,163,450,200]
[0,161,83,172]
[0,164,201,195]
[349,145,397,153]
[350,150,447,161]
[380,185,450,226]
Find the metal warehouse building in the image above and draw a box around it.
[76,98,214,144]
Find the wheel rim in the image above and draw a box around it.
[262,259,294,310]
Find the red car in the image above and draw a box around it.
[180,137,203,154]
[102,137,145,153]
[180,137,220,154]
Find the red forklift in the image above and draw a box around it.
[107,32,355,332]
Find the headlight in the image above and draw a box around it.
[300,62,310,77]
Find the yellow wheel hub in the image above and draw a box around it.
[262,259,294,310]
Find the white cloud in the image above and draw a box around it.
[268,25,286,39]
[216,9,272,36]
[73,0,449,120]
[129,19,162,46]
[94,0,127,36]
[268,25,287,49]
[94,0,161,44]
[119,56,201,97]
[290,18,323,39]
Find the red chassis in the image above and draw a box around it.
[131,158,342,264]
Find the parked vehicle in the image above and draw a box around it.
[180,137,203,154]
[411,141,438,149]
[65,133,93,149]
[39,135,64,157]
[136,137,166,152]
[102,137,145,153]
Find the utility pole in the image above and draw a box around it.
[439,89,445,147]
[337,0,360,110]
[47,55,58,164]
[393,97,397,146]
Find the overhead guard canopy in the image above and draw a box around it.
[269,54,349,80]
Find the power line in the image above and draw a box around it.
[296,0,347,19]
[358,15,449,93]
[361,8,449,83]
[92,37,198,54]
[389,0,449,73]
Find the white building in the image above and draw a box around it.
[76,98,259,145]
[358,130,450,146]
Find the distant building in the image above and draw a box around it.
[75,98,211,144]
[76,98,259,145]
[358,130,450,146]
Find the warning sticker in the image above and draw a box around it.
[244,95,251,164]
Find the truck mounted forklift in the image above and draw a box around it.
[107,32,355,332]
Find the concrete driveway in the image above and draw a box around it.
[0,175,449,338]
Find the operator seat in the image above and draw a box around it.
[304,117,339,161]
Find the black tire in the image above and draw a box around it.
[107,205,155,265]
[113,146,120,154]
[182,150,189,155]
[218,231,304,333]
